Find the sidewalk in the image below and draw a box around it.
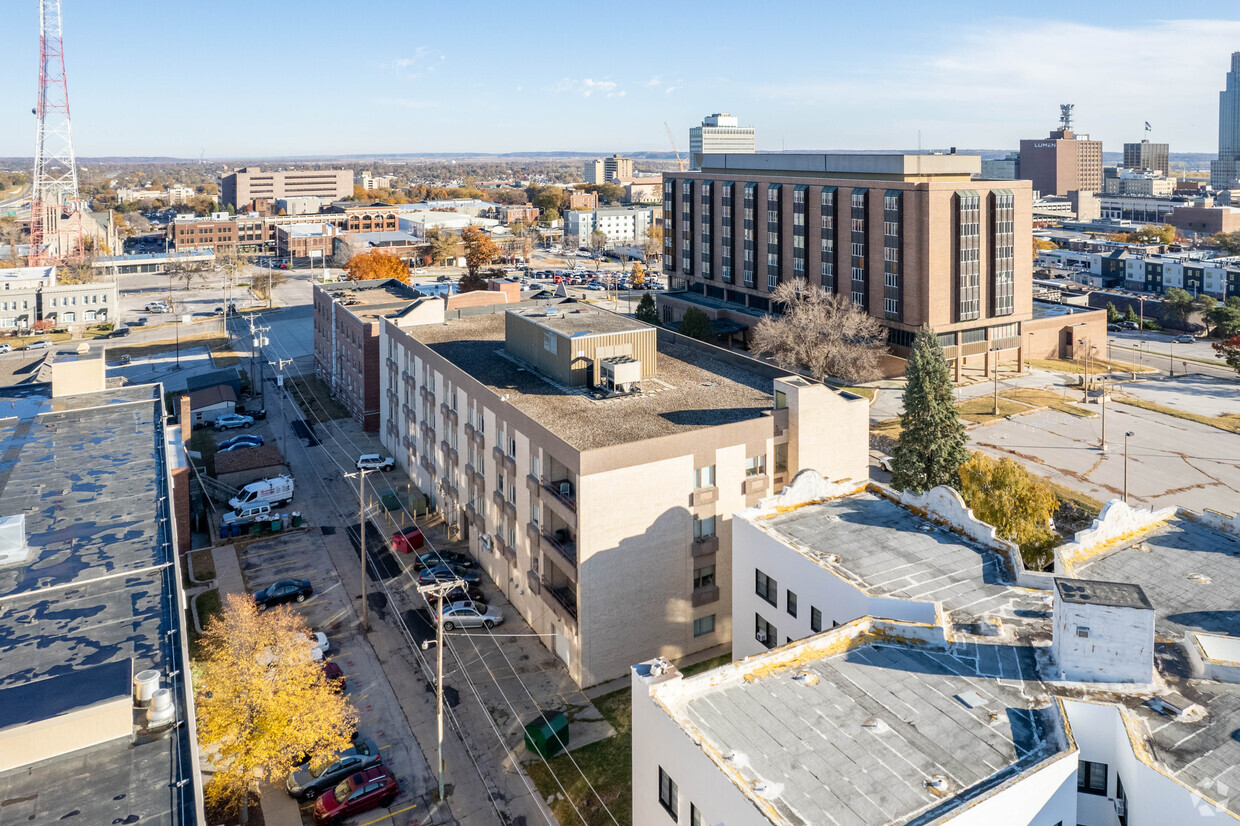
[210,543,244,596]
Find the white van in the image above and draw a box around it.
[228,475,295,510]
[222,501,273,525]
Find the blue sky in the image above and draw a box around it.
[1,1,1238,158]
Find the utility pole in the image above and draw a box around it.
[268,357,294,455]
[991,348,1000,416]
[418,578,467,804]
[247,315,270,405]
[345,467,372,630]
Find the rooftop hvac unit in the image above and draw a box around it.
[146,687,176,730]
[133,669,161,706]
[600,355,641,394]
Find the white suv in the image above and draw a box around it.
[356,454,395,471]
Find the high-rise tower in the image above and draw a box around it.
[1211,51,1240,189]
[30,0,79,264]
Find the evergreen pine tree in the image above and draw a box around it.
[635,293,660,325]
[890,326,969,493]
[678,307,715,343]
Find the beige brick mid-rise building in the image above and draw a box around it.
[379,298,868,685]
[221,166,353,209]
[659,152,1034,378]
[1019,127,1103,196]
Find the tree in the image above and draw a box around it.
[641,224,663,263]
[588,230,608,269]
[890,326,969,494]
[166,258,209,293]
[1130,224,1177,245]
[1123,304,1140,323]
[195,594,357,822]
[1105,302,1120,323]
[458,270,489,293]
[749,282,887,384]
[249,267,286,304]
[1160,287,1195,326]
[424,228,460,266]
[630,261,646,288]
[0,216,23,266]
[460,226,499,276]
[596,182,625,204]
[343,249,409,283]
[1209,296,1240,338]
[1032,237,1057,260]
[1210,231,1240,255]
[957,453,1058,568]
[635,292,659,325]
[678,307,715,342]
[528,186,564,224]
[1215,335,1240,376]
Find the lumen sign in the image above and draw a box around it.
[1033,142,1057,149]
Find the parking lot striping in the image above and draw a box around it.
[245,556,310,573]
[242,543,308,560]
[354,803,417,826]
[378,743,393,750]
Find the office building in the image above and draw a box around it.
[585,154,636,184]
[312,279,424,432]
[1097,193,1185,224]
[220,166,353,209]
[117,186,194,204]
[689,113,756,171]
[0,380,202,825]
[584,159,606,185]
[565,206,657,247]
[659,152,1034,379]
[567,189,598,211]
[980,154,1019,180]
[1123,139,1170,176]
[499,203,540,225]
[378,297,869,686]
[1019,106,1103,196]
[633,471,1240,825]
[1103,167,1177,197]
[0,265,118,330]
[274,222,337,260]
[1211,52,1240,188]
[359,172,397,191]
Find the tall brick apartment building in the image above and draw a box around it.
[221,167,353,209]
[658,152,1036,379]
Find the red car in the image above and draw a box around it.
[322,661,345,692]
[390,525,426,554]
[313,765,399,825]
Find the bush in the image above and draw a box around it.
[678,307,715,342]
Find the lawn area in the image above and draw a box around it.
[188,428,220,476]
[287,373,350,421]
[872,417,903,439]
[957,397,1028,425]
[526,652,731,826]
[1026,357,1154,375]
[1113,396,1240,435]
[107,331,245,367]
[1000,388,1096,418]
[188,588,222,659]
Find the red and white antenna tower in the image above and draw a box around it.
[29,0,79,265]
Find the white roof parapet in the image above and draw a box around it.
[1056,499,1178,574]
[750,468,865,514]
[1195,508,1240,540]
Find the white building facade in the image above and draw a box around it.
[564,207,656,247]
[689,113,756,171]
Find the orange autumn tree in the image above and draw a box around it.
[344,249,409,283]
[194,594,357,821]
[461,225,499,276]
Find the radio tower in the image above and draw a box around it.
[29,0,79,265]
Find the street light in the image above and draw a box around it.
[418,578,467,804]
[1123,431,1135,503]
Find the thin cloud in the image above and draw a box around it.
[645,75,662,87]
[549,77,624,98]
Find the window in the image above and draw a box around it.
[693,564,716,590]
[811,606,822,633]
[1077,626,1090,638]
[755,569,777,606]
[694,515,716,540]
[694,465,715,489]
[774,443,788,474]
[530,504,541,527]
[692,615,715,638]
[658,767,678,820]
[497,472,505,495]
[507,436,517,458]
[745,454,767,477]
[773,390,787,409]
[787,590,798,618]
[755,613,777,649]
[530,453,540,479]
[1078,760,1108,796]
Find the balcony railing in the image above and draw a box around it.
[542,579,578,621]
[543,479,577,513]
[542,529,577,567]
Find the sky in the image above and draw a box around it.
[0,0,1238,159]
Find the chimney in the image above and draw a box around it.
[179,394,192,442]
[1052,578,1154,684]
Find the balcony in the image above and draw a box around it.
[541,579,578,623]
[526,521,542,548]
[465,503,479,526]
[542,528,577,568]
[420,455,436,477]
[441,481,459,501]
[440,441,458,467]
[692,585,720,607]
[492,489,505,510]
[543,479,577,513]
[692,535,720,556]
[495,535,515,562]
[472,427,486,447]
[440,402,459,425]
[464,422,476,442]
[743,474,769,496]
[526,570,541,595]
[493,445,516,473]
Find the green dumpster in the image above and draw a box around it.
[523,710,569,759]
[291,511,304,528]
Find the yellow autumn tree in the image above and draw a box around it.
[957,453,1059,569]
[630,261,646,288]
[195,594,358,821]
[344,249,409,283]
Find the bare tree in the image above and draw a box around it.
[250,267,286,304]
[0,216,23,266]
[750,282,887,384]
[166,258,209,292]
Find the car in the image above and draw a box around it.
[111,327,131,337]
[1120,320,1140,330]
[214,413,255,430]
[218,442,258,453]
[287,737,382,801]
[438,599,504,631]
[253,578,313,610]
[235,404,267,420]
[417,564,482,587]
[144,302,169,313]
[23,340,51,350]
[411,549,476,570]
[877,455,895,473]
[586,283,604,291]
[390,525,426,554]
[135,317,148,326]
[1175,334,1195,343]
[424,582,485,606]
[219,434,264,450]
[1107,324,1123,332]
[322,660,346,691]
[356,454,395,472]
[312,765,399,825]
[0,344,11,354]
[279,262,290,269]
[308,631,330,658]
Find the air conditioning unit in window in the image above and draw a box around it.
[1114,800,1126,818]
[479,534,493,552]
[755,631,767,643]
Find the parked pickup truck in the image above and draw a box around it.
[228,475,295,510]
